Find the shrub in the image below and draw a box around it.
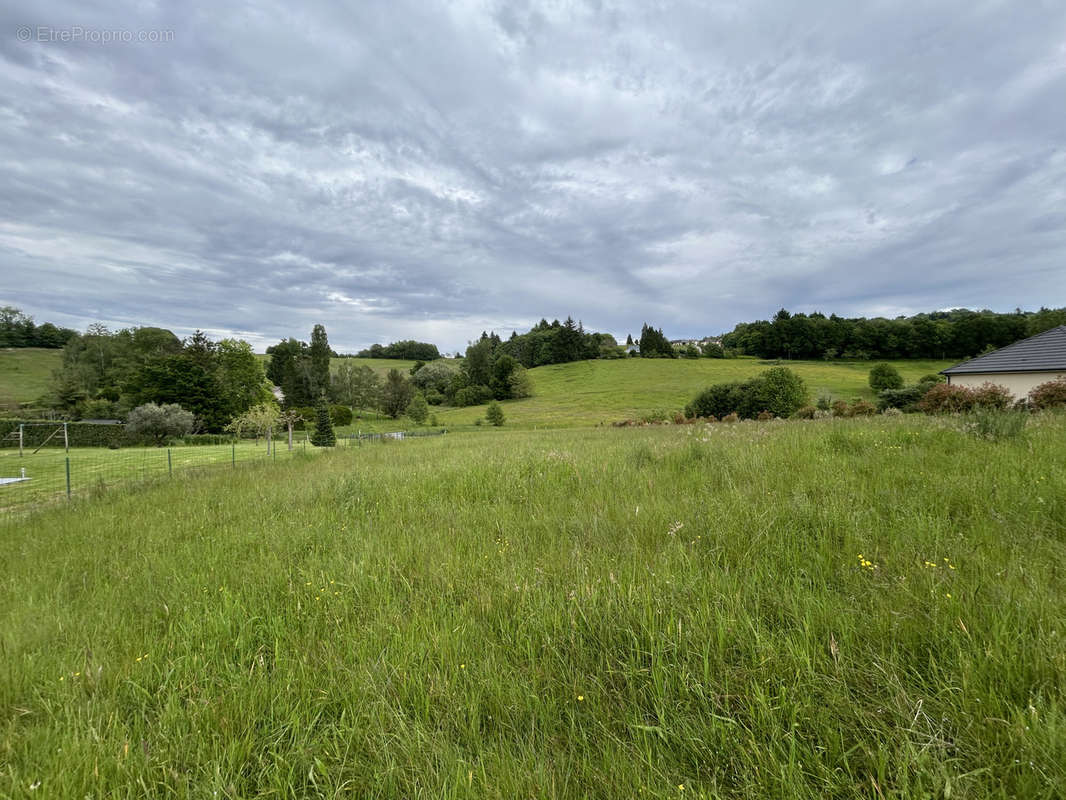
[918,383,976,414]
[685,367,806,421]
[882,407,903,417]
[424,389,445,406]
[868,363,904,392]
[126,403,195,445]
[752,367,808,418]
[721,412,739,423]
[685,382,746,419]
[850,398,877,416]
[877,385,926,413]
[329,404,353,426]
[756,410,774,421]
[485,401,505,427]
[1028,377,1066,409]
[453,385,493,407]
[407,393,429,424]
[831,400,852,418]
[791,405,817,420]
[816,396,832,412]
[971,382,1013,411]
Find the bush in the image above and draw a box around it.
[756,410,774,421]
[721,412,739,423]
[868,363,904,392]
[918,383,976,414]
[877,385,926,413]
[424,389,445,406]
[971,382,1013,411]
[684,367,807,421]
[831,400,852,418]
[0,419,128,448]
[1028,377,1066,409]
[882,407,903,417]
[453,385,493,407]
[407,393,429,424]
[850,398,877,416]
[816,396,832,412]
[126,403,195,445]
[752,367,808,418]
[329,404,353,426]
[919,382,1013,414]
[485,401,505,426]
[791,405,817,420]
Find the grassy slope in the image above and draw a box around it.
[433,357,953,428]
[0,348,62,404]
[1,415,1064,797]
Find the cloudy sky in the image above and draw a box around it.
[1,1,1064,352]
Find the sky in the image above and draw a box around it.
[1,0,1064,353]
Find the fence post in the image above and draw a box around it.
[167,448,172,476]
[65,456,71,500]
[232,443,236,468]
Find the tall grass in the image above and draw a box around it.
[1,415,1064,797]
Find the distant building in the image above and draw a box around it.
[941,325,1066,399]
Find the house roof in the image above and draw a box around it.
[941,325,1066,375]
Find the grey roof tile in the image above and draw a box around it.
[942,325,1066,374]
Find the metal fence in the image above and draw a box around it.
[0,429,447,513]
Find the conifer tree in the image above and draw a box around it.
[309,399,335,446]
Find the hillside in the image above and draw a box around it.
[432,357,953,428]
[0,348,62,405]
[254,354,422,380]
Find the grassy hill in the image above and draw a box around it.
[433,357,953,428]
[2,415,1063,795]
[0,348,62,405]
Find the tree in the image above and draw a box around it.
[277,408,303,451]
[226,402,279,446]
[508,366,533,399]
[485,400,505,426]
[381,369,414,418]
[309,324,331,398]
[407,392,429,424]
[309,399,336,446]
[217,338,271,414]
[126,403,195,445]
[869,363,904,392]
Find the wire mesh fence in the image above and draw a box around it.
[0,429,447,513]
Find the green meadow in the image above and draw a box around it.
[431,357,954,429]
[0,348,62,405]
[2,414,1064,797]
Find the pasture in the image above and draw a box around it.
[0,348,62,406]
[1,413,1064,797]
[431,357,954,428]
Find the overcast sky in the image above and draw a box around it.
[1,1,1064,352]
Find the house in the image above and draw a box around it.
[941,325,1066,399]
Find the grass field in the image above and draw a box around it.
[432,357,954,429]
[2,414,1064,797]
[0,439,334,512]
[0,348,62,405]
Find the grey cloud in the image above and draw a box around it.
[1,0,1064,352]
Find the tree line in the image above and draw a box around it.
[49,325,271,431]
[720,307,1066,361]
[0,306,78,348]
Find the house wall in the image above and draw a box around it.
[947,371,1066,399]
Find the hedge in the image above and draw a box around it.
[0,419,128,449]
